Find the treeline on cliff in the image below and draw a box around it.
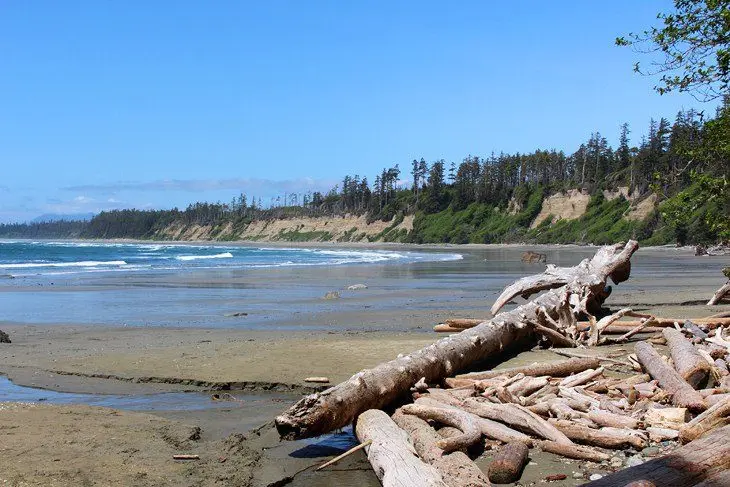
[2,102,729,244]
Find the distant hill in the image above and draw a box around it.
[31,213,95,223]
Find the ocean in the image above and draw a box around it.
[0,240,462,277]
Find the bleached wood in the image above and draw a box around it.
[708,281,730,305]
[548,419,648,450]
[583,426,730,487]
[456,357,600,381]
[678,396,730,443]
[634,341,707,412]
[276,241,639,440]
[415,396,533,445]
[662,328,711,388]
[462,398,573,444]
[355,409,447,487]
[400,404,481,453]
[391,410,489,487]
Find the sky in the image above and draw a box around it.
[0,1,720,222]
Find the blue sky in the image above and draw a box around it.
[0,1,719,222]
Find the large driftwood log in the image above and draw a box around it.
[391,410,489,487]
[456,357,599,381]
[662,328,711,389]
[634,341,707,412]
[583,425,730,487]
[355,409,448,487]
[276,241,639,439]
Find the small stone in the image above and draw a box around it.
[346,284,368,290]
[626,455,645,467]
[610,456,624,467]
[642,446,660,457]
[589,474,603,481]
[572,471,584,479]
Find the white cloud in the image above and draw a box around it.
[64,177,338,194]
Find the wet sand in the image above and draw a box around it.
[1,244,729,486]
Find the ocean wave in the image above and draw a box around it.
[0,260,127,269]
[176,252,234,261]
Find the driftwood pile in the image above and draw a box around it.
[275,242,730,486]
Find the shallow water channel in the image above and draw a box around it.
[0,375,265,411]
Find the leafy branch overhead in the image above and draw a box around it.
[616,0,730,101]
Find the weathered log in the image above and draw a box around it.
[679,396,730,443]
[535,440,611,462]
[579,317,730,328]
[708,281,730,306]
[548,419,648,450]
[488,442,528,484]
[615,317,659,343]
[586,409,639,429]
[445,318,485,328]
[415,396,533,445]
[456,357,600,381]
[434,324,464,333]
[634,341,707,412]
[276,241,639,440]
[391,410,489,487]
[707,393,730,406]
[507,376,549,397]
[355,409,447,487]
[583,425,730,487]
[560,367,604,387]
[693,470,730,487]
[644,407,688,430]
[400,404,482,453]
[662,328,711,389]
[645,426,679,442]
[462,398,573,444]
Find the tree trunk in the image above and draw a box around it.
[354,409,447,487]
[583,425,730,487]
[276,241,639,440]
[487,442,529,484]
[634,341,707,412]
[662,328,711,389]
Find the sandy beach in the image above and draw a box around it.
[1,243,729,486]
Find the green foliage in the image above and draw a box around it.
[659,172,730,244]
[616,0,730,100]
[276,230,333,242]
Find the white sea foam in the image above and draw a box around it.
[0,260,127,269]
[176,252,234,261]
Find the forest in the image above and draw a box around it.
[1,99,728,245]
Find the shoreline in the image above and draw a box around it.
[0,235,698,251]
[1,245,728,486]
